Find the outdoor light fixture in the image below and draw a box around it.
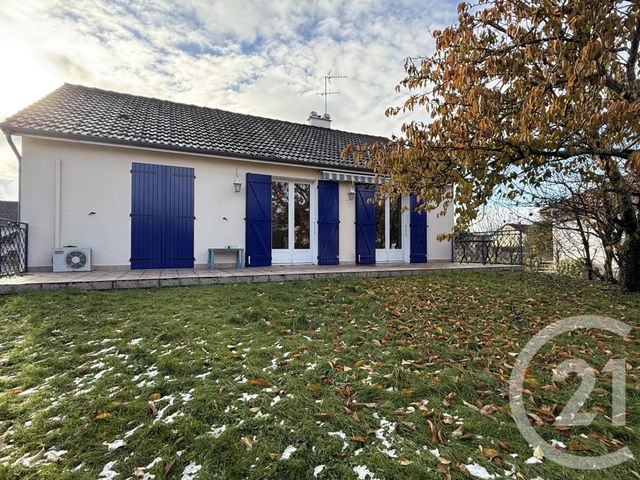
[347,182,356,200]
[233,169,242,193]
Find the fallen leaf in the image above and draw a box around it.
[399,458,412,466]
[480,446,500,461]
[149,393,161,401]
[148,401,158,417]
[241,436,256,449]
[91,411,112,421]
[248,378,271,387]
[307,383,322,397]
[163,458,175,475]
[533,444,544,460]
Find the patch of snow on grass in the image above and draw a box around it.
[280,445,297,460]
[353,465,378,480]
[313,465,325,477]
[209,425,227,438]
[98,460,118,479]
[328,431,349,451]
[239,393,258,402]
[180,462,202,480]
[130,338,143,345]
[465,462,497,479]
[104,439,126,452]
[124,423,144,438]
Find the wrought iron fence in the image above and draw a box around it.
[0,218,28,276]
[453,230,523,265]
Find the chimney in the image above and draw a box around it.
[307,111,331,129]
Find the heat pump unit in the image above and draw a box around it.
[53,247,92,272]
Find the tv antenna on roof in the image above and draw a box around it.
[317,69,348,116]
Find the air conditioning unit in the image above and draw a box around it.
[53,247,92,272]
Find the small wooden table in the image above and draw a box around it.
[208,247,245,269]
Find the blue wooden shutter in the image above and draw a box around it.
[317,180,339,265]
[246,173,272,267]
[410,195,427,263]
[131,163,163,269]
[165,166,195,268]
[355,184,376,264]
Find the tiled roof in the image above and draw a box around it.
[1,84,387,172]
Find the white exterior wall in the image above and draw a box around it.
[427,205,454,262]
[21,137,453,269]
[552,221,618,276]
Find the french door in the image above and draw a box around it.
[375,196,408,263]
[271,180,314,264]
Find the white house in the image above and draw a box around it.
[1,84,454,272]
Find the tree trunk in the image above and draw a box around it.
[601,156,640,292]
[619,232,640,292]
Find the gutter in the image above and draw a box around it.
[4,133,21,221]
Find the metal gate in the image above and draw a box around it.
[0,219,28,276]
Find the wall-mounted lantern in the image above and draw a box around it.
[233,168,242,193]
[346,182,356,200]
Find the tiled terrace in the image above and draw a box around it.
[0,262,523,294]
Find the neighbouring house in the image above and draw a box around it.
[497,222,553,266]
[0,201,18,221]
[0,84,454,272]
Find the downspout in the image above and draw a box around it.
[4,133,21,221]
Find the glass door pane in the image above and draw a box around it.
[272,181,289,249]
[375,200,386,249]
[294,183,310,249]
[389,197,402,249]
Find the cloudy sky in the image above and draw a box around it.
[0,0,458,200]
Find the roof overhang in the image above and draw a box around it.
[3,127,374,174]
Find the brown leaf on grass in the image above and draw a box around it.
[148,392,161,401]
[307,383,322,397]
[479,446,500,461]
[362,402,379,409]
[248,378,271,387]
[427,419,442,443]
[90,411,112,421]
[350,435,367,444]
[398,458,413,466]
[402,421,416,431]
[241,436,256,449]
[526,412,545,427]
[436,457,452,480]
[461,399,498,422]
[401,388,414,398]
[163,459,175,475]
[496,439,511,451]
[269,453,281,460]
[4,387,23,395]
[148,401,158,418]
[314,412,331,420]
[451,425,465,438]
[442,392,457,407]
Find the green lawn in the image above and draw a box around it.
[0,271,638,479]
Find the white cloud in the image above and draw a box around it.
[0,0,458,200]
